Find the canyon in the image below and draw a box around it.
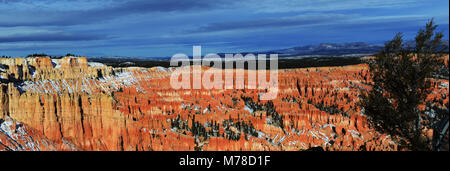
[0,56,448,151]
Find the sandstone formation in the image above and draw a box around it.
[0,56,448,151]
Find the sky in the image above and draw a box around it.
[0,0,448,57]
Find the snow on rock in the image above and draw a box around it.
[88,62,106,67]
[0,116,77,151]
[51,59,61,69]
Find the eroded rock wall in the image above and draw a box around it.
[0,57,448,151]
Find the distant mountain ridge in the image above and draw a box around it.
[212,42,386,59]
[258,42,384,57]
[234,40,448,58]
[88,41,448,60]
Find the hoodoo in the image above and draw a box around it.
[0,56,448,151]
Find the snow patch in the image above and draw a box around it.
[88,62,105,67]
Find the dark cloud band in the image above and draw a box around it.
[0,32,109,43]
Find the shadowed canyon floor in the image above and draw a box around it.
[0,57,448,151]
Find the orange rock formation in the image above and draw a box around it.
[0,57,448,151]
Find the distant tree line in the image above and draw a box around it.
[23,53,82,59]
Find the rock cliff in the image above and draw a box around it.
[0,57,448,151]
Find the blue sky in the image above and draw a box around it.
[0,0,448,57]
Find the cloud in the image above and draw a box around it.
[186,13,433,35]
[0,0,231,27]
[0,31,109,43]
[239,0,422,13]
[188,13,353,33]
[0,0,447,57]
[0,0,438,28]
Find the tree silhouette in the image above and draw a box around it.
[26,53,48,58]
[360,19,448,150]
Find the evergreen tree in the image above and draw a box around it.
[360,20,448,151]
